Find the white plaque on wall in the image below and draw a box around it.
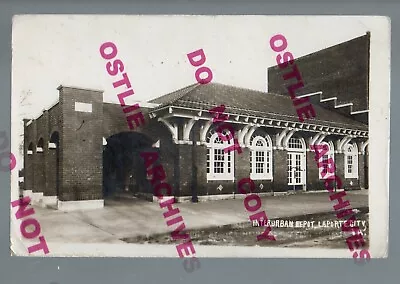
[75,102,92,113]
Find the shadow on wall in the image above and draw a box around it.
[102,131,158,197]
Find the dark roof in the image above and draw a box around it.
[149,82,367,130]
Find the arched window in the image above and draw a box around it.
[37,138,44,153]
[287,137,305,151]
[27,142,34,155]
[345,143,358,179]
[250,135,272,180]
[206,130,234,181]
[319,141,335,180]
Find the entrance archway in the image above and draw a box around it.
[102,131,157,199]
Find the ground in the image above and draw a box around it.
[122,208,369,249]
[26,190,368,249]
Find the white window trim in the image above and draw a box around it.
[318,142,335,180]
[206,132,235,181]
[344,143,359,179]
[286,137,306,151]
[250,136,273,181]
[287,152,307,186]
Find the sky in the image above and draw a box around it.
[11,15,390,171]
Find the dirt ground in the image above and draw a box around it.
[121,207,369,249]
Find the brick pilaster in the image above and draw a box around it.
[58,86,104,201]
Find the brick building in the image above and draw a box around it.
[268,32,370,124]
[21,34,369,211]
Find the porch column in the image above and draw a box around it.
[306,134,325,191]
[25,149,34,193]
[273,149,287,192]
[176,142,193,197]
[163,118,197,198]
[192,119,214,197]
[273,129,289,192]
[44,141,58,198]
[236,124,251,185]
[335,137,347,189]
[358,140,369,189]
[158,117,180,197]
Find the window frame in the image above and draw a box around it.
[250,135,273,180]
[344,143,359,179]
[206,132,235,181]
[286,137,307,186]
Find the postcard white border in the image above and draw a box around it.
[10,15,390,258]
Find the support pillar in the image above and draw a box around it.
[273,149,287,192]
[306,151,325,191]
[358,153,366,189]
[335,152,345,189]
[57,86,104,211]
[176,143,193,197]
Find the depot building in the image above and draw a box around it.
[21,33,370,211]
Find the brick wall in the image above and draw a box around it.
[34,112,49,194]
[358,153,366,189]
[335,153,345,188]
[58,86,104,201]
[45,147,58,196]
[33,144,45,193]
[176,144,192,196]
[102,103,129,138]
[143,119,177,195]
[268,33,370,113]
[306,151,325,191]
[26,121,38,192]
[194,144,207,196]
[46,105,61,197]
[273,149,287,192]
[48,103,61,132]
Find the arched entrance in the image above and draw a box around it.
[102,131,157,199]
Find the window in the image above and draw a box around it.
[288,137,303,150]
[206,131,234,180]
[250,135,272,180]
[344,143,358,179]
[318,142,335,180]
